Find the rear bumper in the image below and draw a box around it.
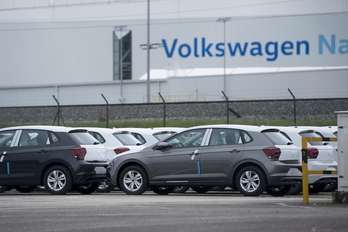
[74,162,109,184]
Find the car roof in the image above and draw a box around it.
[74,127,115,133]
[188,124,274,132]
[0,125,80,133]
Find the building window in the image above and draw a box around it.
[113,29,132,80]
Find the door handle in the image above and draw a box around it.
[38,150,48,153]
[230,149,240,153]
[190,149,199,160]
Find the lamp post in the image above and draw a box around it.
[140,41,163,102]
[147,0,150,103]
[217,17,231,93]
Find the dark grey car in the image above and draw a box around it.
[0,126,109,195]
[108,125,302,196]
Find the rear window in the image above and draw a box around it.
[262,130,292,145]
[299,130,326,146]
[69,132,99,145]
[113,132,142,145]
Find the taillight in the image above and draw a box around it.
[114,147,130,155]
[307,148,319,159]
[69,147,87,160]
[263,147,281,159]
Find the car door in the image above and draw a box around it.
[0,130,17,185]
[199,128,245,183]
[8,129,52,185]
[149,128,208,184]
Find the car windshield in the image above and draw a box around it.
[262,130,292,145]
[0,130,16,148]
[153,131,177,141]
[113,132,142,145]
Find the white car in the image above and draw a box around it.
[112,127,185,147]
[267,126,337,193]
[76,127,145,162]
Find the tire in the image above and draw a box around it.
[191,186,213,193]
[151,186,175,195]
[75,182,99,194]
[44,166,73,195]
[119,165,148,195]
[288,184,302,195]
[265,185,291,197]
[235,166,266,196]
[14,185,38,193]
[322,182,337,192]
[97,182,115,193]
[0,186,12,193]
[172,186,190,193]
[309,183,327,194]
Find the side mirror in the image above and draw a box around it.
[155,142,170,150]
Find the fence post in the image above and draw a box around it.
[158,92,166,127]
[221,91,229,124]
[101,94,109,128]
[52,95,65,126]
[288,88,297,126]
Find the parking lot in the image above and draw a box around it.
[1,189,347,232]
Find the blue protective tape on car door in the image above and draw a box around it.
[197,161,201,175]
[7,162,10,174]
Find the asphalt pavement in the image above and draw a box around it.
[0,189,347,232]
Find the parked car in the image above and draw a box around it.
[268,126,338,194]
[76,127,145,162]
[0,126,109,195]
[112,127,185,147]
[76,127,146,192]
[107,125,302,196]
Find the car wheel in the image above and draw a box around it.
[265,185,291,197]
[75,182,99,194]
[151,186,176,195]
[309,183,327,194]
[119,166,148,195]
[172,186,190,193]
[322,182,337,192]
[0,186,12,193]
[97,182,115,193]
[288,184,302,195]
[191,186,213,193]
[235,166,266,196]
[44,166,73,195]
[14,185,38,193]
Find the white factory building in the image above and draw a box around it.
[0,0,347,107]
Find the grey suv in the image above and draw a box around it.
[0,126,109,195]
[108,125,302,196]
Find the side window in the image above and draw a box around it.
[19,130,50,147]
[131,132,146,144]
[0,130,16,148]
[49,132,60,144]
[88,132,106,144]
[240,130,253,143]
[209,129,242,146]
[166,129,206,148]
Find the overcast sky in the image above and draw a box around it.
[0,0,347,22]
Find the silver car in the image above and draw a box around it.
[107,125,302,196]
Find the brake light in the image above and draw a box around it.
[69,147,87,160]
[307,148,319,159]
[263,147,281,159]
[114,147,130,155]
